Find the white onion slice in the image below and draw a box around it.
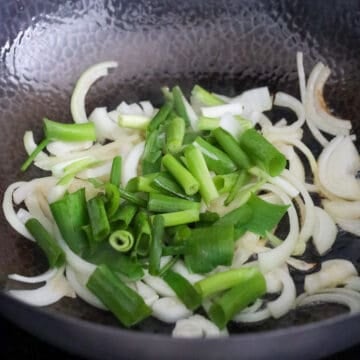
[345,276,360,291]
[233,307,271,323]
[8,268,57,284]
[219,113,243,139]
[296,52,306,103]
[322,199,360,219]
[265,271,282,293]
[201,103,244,118]
[47,140,93,156]
[23,131,48,161]
[318,136,360,200]
[172,261,204,284]
[172,315,227,338]
[3,182,34,241]
[267,267,296,318]
[140,101,156,117]
[312,206,337,255]
[335,218,360,236]
[77,161,112,180]
[122,141,145,186]
[286,257,317,272]
[304,259,358,294]
[135,280,159,306]
[71,61,118,123]
[8,267,75,306]
[143,273,176,297]
[230,87,272,113]
[151,297,192,323]
[66,266,106,310]
[183,94,199,131]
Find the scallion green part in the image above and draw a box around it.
[87,195,110,242]
[191,85,225,106]
[25,218,65,268]
[154,208,200,228]
[141,129,163,175]
[166,116,185,154]
[148,193,200,213]
[87,265,151,327]
[197,116,220,131]
[172,86,190,126]
[105,183,121,217]
[147,101,173,133]
[109,203,137,229]
[163,270,202,310]
[44,118,96,142]
[21,138,50,172]
[110,156,122,187]
[126,174,159,193]
[109,230,134,252]
[225,170,249,205]
[118,187,147,207]
[162,154,199,196]
[213,172,239,194]
[118,114,151,129]
[149,215,164,275]
[134,211,152,256]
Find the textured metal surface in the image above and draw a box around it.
[0,0,360,358]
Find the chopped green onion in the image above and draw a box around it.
[197,116,220,131]
[185,225,234,274]
[225,170,249,205]
[162,154,199,196]
[154,208,200,227]
[109,203,137,228]
[213,172,239,194]
[193,136,237,175]
[208,270,266,329]
[167,225,192,245]
[199,211,220,224]
[184,145,219,204]
[134,211,152,256]
[163,270,202,310]
[110,156,122,187]
[212,128,251,169]
[147,101,173,133]
[149,215,165,275]
[159,256,179,276]
[50,188,89,255]
[195,267,261,298]
[172,86,190,126]
[118,114,150,129]
[126,174,159,193]
[87,195,110,242]
[148,193,200,213]
[215,204,253,231]
[166,116,185,154]
[87,265,151,327]
[21,138,50,172]
[191,85,225,106]
[239,128,287,177]
[105,183,121,217]
[25,218,65,268]
[44,118,96,142]
[118,187,147,207]
[109,230,134,252]
[141,129,163,175]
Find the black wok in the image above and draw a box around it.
[1,0,360,359]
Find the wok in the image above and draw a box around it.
[0,0,359,359]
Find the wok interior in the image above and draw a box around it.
[0,0,359,334]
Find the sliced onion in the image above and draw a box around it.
[304,259,358,294]
[233,307,271,323]
[71,61,118,124]
[140,101,156,117]
[3,182,34,241]
[286,257,318,272]
[47,140,93,156]
[135,280,159,306]
[230,87,272,113]
[219,113,243,139]
[201,103,244,118]
[172,261,204,284]
[172,314,227,338]
[335,218,360,236]
[312,206,337,255]
[143,273,176,297]
[345,276,360,291]
[231,246,254,269]
[258,184,299,273]
[122,141,145,186]
[265,271,282,293]
[24,192,53,233]
[23,131,48,161]
[8,268,57,284]
[318,136,360,200]
[8,267,75,306]
[278,144,305,184]
[151,297,192,323]
[296,52,306,103]
[267,267,296,318]
[77,161,112,180]
[66,266,106,310]
[322,199,360,219]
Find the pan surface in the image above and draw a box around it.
[0,0,360,359]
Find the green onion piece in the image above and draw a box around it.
[212,128,251,169]
[149,215,165,275]
[126,174,159,193]
[84,244,143,280]
[199,211,220,224]
[87,265,151,327]
[110,156,122,187]
[118,187,147,207]
[25,218,65,268]
[163,270,202,310]
[167,225,192,245]
[161,87,173,102]
[184,145,219,204]
[234,115,253,131]
[193,136,237,175]
[21,138,50,172]
[118,114,150,130]
[162,245,186,256]
[141,129,163,175]
[88,178,104,188]
[151,172,199,201]
[172,86,190,126]
[44,118,96,142]
[195,267,261,298]
[109,203,137,228]
[109,230,134,252]
[191,85,225,106]
[50,188,89,255]
[147,101,173,133]
[239,128,287,177]
[148,193,200,213]
[213,172,239,194]
[87,195,110,242]
[197,116,220,131]
[159,256,179,276]
[185,225,234,274]
[162,154,199,196]
[239,193,289,236]
[225,171,249,205]
[208,270,266,329]
[166,116,185,154]
[134,211,152,256]
[154,209,200,227]
[105,183,121,217]
[215,204,253,232]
